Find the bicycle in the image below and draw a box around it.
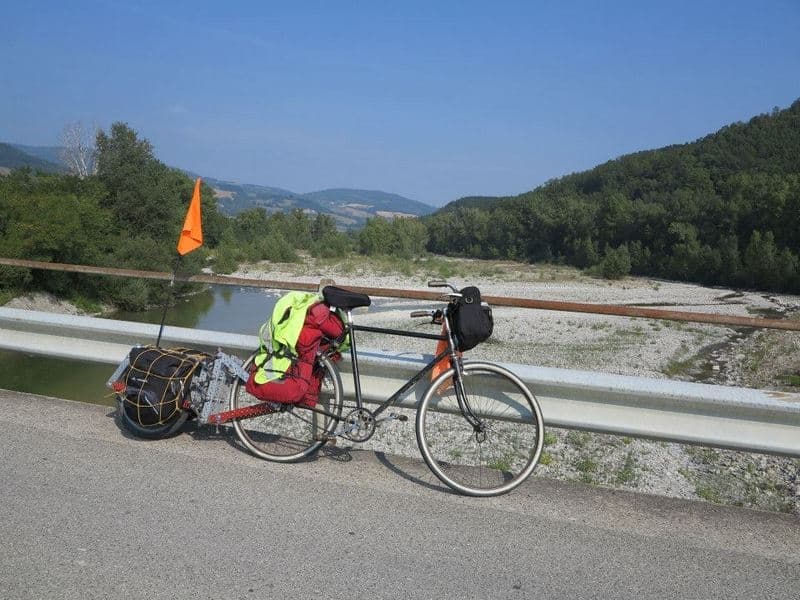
[221,281,545,497]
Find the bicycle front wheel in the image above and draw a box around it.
[416,361,544,496]
[230,354,343,462]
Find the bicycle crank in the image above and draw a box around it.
[342,408,376,442]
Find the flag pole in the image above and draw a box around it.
[157,177,203,348]
[155,256,180,348]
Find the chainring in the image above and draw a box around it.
[343,408,376,442]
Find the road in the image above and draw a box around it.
[0,390,798,600]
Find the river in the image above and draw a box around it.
[0,285,407,406]
[0,286,283,406]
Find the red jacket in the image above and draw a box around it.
[245,302,344,405]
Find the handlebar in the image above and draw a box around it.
[428,280,459,293]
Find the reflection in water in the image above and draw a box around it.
[109,286,279,334]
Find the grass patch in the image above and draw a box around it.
[663,356,696,377]
[70,294,105,314]
[543,431,558,446]
[615,451,638,485]
[567,431,591,448]
[488,457,512,471]
[574,456,598,474]
[686,447,720,465]
[696,486,722,503]
[780,373,800,387]
[538,452,553,466]
[0,288,18,305]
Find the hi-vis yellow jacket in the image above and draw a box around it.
[253,291,321,385]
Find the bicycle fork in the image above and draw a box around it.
[439,313,486,438]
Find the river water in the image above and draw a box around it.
[0,285,408,406]
[0,286,283,406]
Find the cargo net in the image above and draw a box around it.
[115,346,210,427]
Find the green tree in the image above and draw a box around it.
[742,230,778,289]
[597,243,632,279]
[0,171,113,297]
[359,217,393,255]
[95,122,225,256]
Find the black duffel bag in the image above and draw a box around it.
[450,286,493,351]
[118,346,209,430]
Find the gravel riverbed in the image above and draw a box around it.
[232,257,800,515]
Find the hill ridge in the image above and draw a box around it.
[0,144,432,228]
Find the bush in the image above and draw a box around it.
[597,244,632,279]
[103,278,152,311]
[310,232,352,258]
[213,245,243,274]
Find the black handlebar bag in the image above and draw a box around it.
[450,286,493,352]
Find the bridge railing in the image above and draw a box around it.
[1,304,798,457]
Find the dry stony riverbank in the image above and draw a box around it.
[7,256,800,514]
[232,256,800,515]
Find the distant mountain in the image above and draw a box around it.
[204,177,433,228]
[301,188,434,224]
[10,144,64,166]
[204,177,306,215]
[0,143,63,173]
[2,142,434,228]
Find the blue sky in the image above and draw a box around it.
[1,1,798,206]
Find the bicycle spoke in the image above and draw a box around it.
[416,362,544,496]
[231,354,343,462]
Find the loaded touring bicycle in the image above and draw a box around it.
[109,281,545,496]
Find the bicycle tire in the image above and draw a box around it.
[117,404,189,439]
[416,361,544,496]
[230,354,343,462]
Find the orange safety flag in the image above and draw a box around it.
[177,177,203,255]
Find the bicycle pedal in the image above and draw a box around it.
[383,412,408,422]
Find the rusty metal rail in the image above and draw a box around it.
[2,257,799,331]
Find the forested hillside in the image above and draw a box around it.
[0,123,359,309]
[426,100,800,292]
[0,143,62,173]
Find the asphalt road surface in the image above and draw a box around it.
[1,390,798,600]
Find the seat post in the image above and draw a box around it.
[344,309,364,408]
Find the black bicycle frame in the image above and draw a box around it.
[340,313,453,419]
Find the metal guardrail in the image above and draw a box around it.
[1,306,798,457]
[2,257,800,330]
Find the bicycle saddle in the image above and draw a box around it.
[322,286,372,310]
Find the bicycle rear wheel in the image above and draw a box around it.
[416,361,544,496]
[230,354,343,462]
